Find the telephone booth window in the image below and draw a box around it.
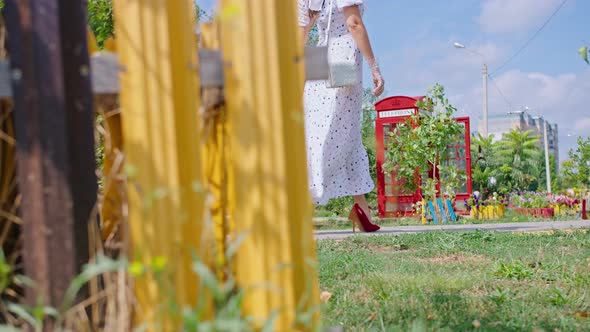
[442,117,472,203]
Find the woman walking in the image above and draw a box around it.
[299,0,384,232]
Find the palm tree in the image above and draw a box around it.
[470,133,497,194]
[471,133,496,166]
[495,129,542,191]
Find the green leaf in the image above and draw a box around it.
[579,46,589,64]
[0,326,21,332]
[60,255,127,312]
[7,303,40,328]
[225,230,250,261]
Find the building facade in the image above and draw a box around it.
[477,113,559,170]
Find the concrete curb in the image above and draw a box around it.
[314,220,590,240]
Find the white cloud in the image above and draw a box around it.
[477,0,563,34]
[456,68,590,161]
[574,118,590,131]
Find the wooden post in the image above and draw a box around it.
[220,0,320,330]
[113,0,208,329]
[4,0,96,315]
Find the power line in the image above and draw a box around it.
[489,76,513,110]
[489,0,568,77]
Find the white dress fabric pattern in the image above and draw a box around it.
[301,0,373,206]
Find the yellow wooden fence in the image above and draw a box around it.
[113,0,208,329]
[219,0,320,329]
[109,0,320,330]
[1,0,320,328]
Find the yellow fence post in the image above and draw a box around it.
[220,0,320,330]
[200,22,233,275]
[113,0,208,329]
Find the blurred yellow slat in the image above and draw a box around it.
[200,22,233,275]
[112,0,208,329]
[219,0,320,330]
[87,27,99,54]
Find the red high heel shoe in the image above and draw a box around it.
[348,204,380,233]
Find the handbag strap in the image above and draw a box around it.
[324,0,334,43]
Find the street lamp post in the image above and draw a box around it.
[454,42,488,137]
[539,116,552,193]
[508,109,552,193]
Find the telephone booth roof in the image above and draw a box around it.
[375,96,425,112]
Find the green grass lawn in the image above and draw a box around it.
[317,230,590,331]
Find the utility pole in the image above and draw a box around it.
[453,42,488,137]
[482,63,488,137]
[542,118,552,193]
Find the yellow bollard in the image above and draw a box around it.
[113,0,208,329]
[219,0,320,330]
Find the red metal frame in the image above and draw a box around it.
[443,117,473,214]
[375,96,473,218]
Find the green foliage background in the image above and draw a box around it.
[559,136,590,189]
[86,0,208,48]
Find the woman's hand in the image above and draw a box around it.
[368,59,384,97]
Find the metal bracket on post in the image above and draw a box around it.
[0,47,329,98]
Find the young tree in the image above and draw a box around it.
[580,46,589,64]
[559,136,590,189]
[383,84,465,202]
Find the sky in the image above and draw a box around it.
[197,0,590,163]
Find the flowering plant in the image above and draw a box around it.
[550,194,579,208]
[463,192,480,212]
[464,192,507,211]
[509,191,556,208]
[412,201,424,215]
[487,192,508,207]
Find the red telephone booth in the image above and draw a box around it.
[375,96,473,218]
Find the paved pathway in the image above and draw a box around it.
[314,220,590,240]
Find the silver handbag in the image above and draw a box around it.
[325,0,359,88]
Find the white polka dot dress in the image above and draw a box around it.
[301,0,373,206]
